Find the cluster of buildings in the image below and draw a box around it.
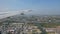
[0,23,60,34]
[0,23,42,34]
[44,26,60,34]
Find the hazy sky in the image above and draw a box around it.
[0,0,60,18]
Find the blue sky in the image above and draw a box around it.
[0,0,60,18]
[0,0,60,9]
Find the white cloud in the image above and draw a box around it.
[0,9,33,19]
[19,9,32,13]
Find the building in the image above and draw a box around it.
[45,28,58,34]
[56,26,60,34]
[1,23,42,34]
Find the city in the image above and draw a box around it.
[0,15,60,34]
[0,0,60,34]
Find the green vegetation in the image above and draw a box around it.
[34,23,47,34]
[0,22,2,26]
[35,23,60,28]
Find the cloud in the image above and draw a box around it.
[0,8,9,12]
[0,9,33,19]
[19,9,32,13]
